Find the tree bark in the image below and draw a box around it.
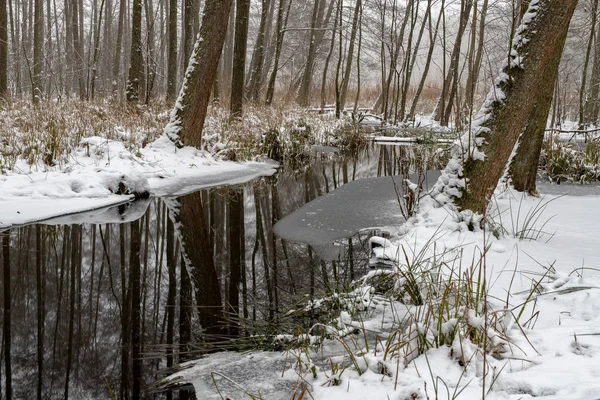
[246,0,270,102]
[165,0,233,148]
[0,0,7,97]
[126,0,143,101]
[339,0,361,110]
[434,0,577,214]
[230,0,250,118]
[166,0,177,101]
[266,0,292,105]
[297,0,327,106]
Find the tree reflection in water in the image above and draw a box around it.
[0,144,445,398]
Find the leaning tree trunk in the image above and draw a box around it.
[508,0,576,194]
[432,0,578,215]
[173,192,225,340]
[165,0,234,148]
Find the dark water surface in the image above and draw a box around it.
[0,143,444,399]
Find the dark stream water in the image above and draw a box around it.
[0,143,445,399]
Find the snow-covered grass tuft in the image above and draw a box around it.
[0,99,167,173]
[201,105,363,163]
[540,135,600,184]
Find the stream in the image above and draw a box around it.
[0,143,446,399]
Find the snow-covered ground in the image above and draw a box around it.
[165,187,600,400]
[0,135,277,229]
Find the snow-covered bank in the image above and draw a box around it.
[0,135,277,229]
[163,189,600,399]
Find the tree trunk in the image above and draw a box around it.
[113,0,126,95]
[339,0,361,110]
[439,0,473,126]
[230,0,250,118]
[166,0,177,101]
[464,0,489,115]
[126,0,142,101]
[296,0,327,106]
[246,0,270,102]
[71,0,85,99]
[580,0,599,126]
[0,0,7,97]
[32,0,42,101]
[585,10,600,123]
[433,0,577,214]
[265,0,292,105]
[408,0,443,120]
[319,0,338,109]
[165,0,233,148]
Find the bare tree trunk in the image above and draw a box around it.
[246,0,270,102]
[408,0,443,120]
[464,0,489,115]
[297,0,327,106]
[434,0,577,214]
[0,0,7,97]
[165,0,233,148]
[113,0,126,95]
[32,0,42,101]
[166,0,177,101]
[266,0,292,105]
[230,0,250,118]
[126,0,142,101]
[319,0,338,109]
[579,0,599,126]
[339,0,361,110]
[439,0,473,126]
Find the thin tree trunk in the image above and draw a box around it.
[126,0,142,101]
[246,0,270,102]
[440,0,473,126]
[166,0,177,101]
[408,0,443,120]
[297,0,327,106]
[230,0,250,118]
[265,0,292,105]
[339,0,361,110]
[580,0,599,126]
[113,0,126,95]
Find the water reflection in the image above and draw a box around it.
[0,144,445,399]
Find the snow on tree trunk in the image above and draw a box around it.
[431,0,577,218]
[164,0,234,149]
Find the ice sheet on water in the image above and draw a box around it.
[273,171,441,260]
